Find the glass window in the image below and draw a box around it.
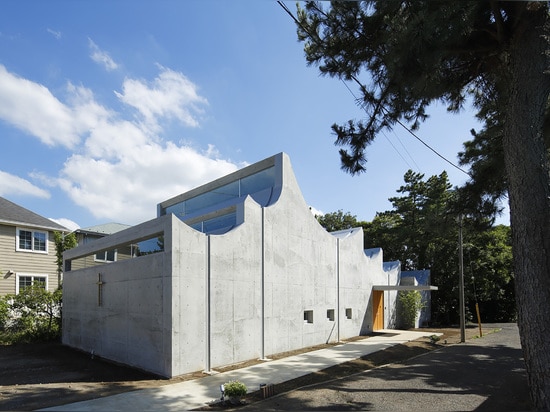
[134,236,164,256]
[17,228,48,253]
[161,166,276,218]
[19,230,32,250]
[95,249,117,263]
[19,276,33,290]
[17,275,47,294]
[34,232,46,251]
[240,166,275,195]
[165,202,183,217]
[185,181,240,215]
[190,211,237,234]
[345,308,353,319]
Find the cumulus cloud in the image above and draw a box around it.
[0,170,50,198]
[88,38,119,71]
[0,62,241,225]
[58,143,238,223]
[0,65,80,148]
[115,65,208,131]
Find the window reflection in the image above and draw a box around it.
[161,166,275,234]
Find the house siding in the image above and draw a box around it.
[0,224,59,295]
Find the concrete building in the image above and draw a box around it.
[62,153,435,378]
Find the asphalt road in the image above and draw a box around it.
[244,323,533,411]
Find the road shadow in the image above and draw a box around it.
[236,340,532,411]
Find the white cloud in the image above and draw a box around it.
[88,38,119,71]
[58,143,238,223]
[0,170,50,198]
[49,217,80,231]
[309,206,324,217]
[115,66,207,131]
[47,28,61,39]
[0,65,80,148]
[0,63,241,225]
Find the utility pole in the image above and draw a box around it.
[458,215,466,343]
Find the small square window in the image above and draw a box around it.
[327,309,335,321]
[304,310,313,324]
[345,308,352,319]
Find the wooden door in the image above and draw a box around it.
[373,290,384,331]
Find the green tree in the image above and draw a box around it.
[295,2,549,405]
[464,225,515,322]
[316,209,361,232]
[363,212,402,261]
[364,170,514,325]
[54,231,77,287]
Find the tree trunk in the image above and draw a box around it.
[502,6,550,409]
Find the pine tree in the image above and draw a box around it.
[295,3,549,404]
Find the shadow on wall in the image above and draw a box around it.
[360,293,374,335]
[325,318,337,344]
[387,293,398,329]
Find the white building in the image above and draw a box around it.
[62,153,435,377]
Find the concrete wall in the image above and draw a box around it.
[63,215,174,376]
[208,197,263,368]
[62,153,404,377]
[170,217,207,376]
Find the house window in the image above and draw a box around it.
[16,274,47,294]
[16,228,47,253]
[327,309,335,321]
[304,310,313,324]
[345,308,353,319]
[95,249,117,263]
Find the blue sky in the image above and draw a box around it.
[0,1,506,231]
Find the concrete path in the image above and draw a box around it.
[41,329,437,411]
[241,323,532,411]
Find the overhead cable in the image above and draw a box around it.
[277,0,472,178]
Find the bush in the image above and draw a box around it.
[0,298,8,332]
[223,381,247,397]
[1,285,62,344]
[398,290,425,329]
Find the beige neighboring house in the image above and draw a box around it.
[72,223,132,269]
[0,196,69,296]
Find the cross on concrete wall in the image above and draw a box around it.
[96,273,105,306]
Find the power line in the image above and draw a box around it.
[341,78,421,172]
[277,0,472,178]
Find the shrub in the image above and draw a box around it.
[0,297,9,332]
[223,381,247,397]
[398,290,425,329]
[1,285,62,343]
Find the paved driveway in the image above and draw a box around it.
[245,324,533,411]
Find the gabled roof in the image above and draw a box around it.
[0,196,69,232]
[76,222,131,236]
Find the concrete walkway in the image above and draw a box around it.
[41,330,437,411]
